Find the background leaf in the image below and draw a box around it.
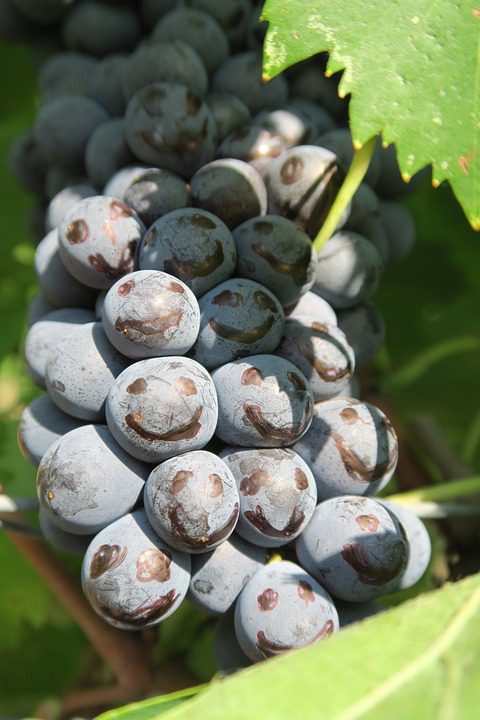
[141,574,480,720]
[95,686,205,720]
[262,0,480,229]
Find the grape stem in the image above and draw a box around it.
[388,475,480,505]
[0,494,39,512]
[313,135,377,252]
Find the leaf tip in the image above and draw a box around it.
[401,172,412,183]
[432,178,441,188]
[352,139,362,151]
[471,218,480,231]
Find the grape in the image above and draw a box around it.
[337,302,385,366]
[144,450,239,553]
[335,374,361,400]
[346,183,380,229]
[58,195,145,290]
[335,599,384,627]
[45,183,97,232]
[102,270,200,359]
[138,208,237,297]
[205,92,251,142]
[84,118,134,189]
[34,229,97,308]
[18,394,84,467]
[214,609,251,671]
[276,317,355,402]
[312,231,383,309]
[190,158,267,230]
[355,213,390,265]
[123,168,191,228]
[293,397,398,500]
[37,425,148,535]
[45,321,129,421]
[38,51,98,104]
[27,292,57,326]
[189,534,267,614]
[216,125,287,178]
[187,0,250,48]
[220,447,317,547]
[253,106,317,147]
[286,290,337,326]
[286,98,336,138]
[152,8,229,74]
[212,354,314,447]
[90,53,128,117]
[124,82,217,176]
[12,0,70,26]
[191,278,284,370]
[265,145,346,238]
[234,560,339,662]
[106,356,218,463]
[233,215,315,307]
[287,59,346,119]
[296,496,409,601]
[8,129,47,195]
[103,164,152,201]
[81,509,191,629]
[0,0,39,42]
[379,200,416,263]
[34,95,109,169]
[317,129,382,188]
[140,0,176,27]
[62,1,141,57]
[212,51,288,114]
[39,508,93,557]
[45,165,85,200]
[379,500,431,589]
[245,2,267,51]
[24,307,96,388]
[121,41,208,103]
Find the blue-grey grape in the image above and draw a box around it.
[84,118,134,189]
[45,183,97,232]
[234,560,339,662]
[379,499,431,590]
[253,106,317,147]
[286,290,337,325]
[90,53,128,117]
[335,599,384,627]
[39,507,93,556]
[38,51,98,104]
[102,270,200,359]
[337,302,385,367]
[205,92,251,142]
[27,292,57,326]
[191,278,284,370]
[316,129,382,189]
[123,168,191,228]
[216,125,287,178]
[103,164,152,201]
[220,447,317,547]
[296,496,409,601]
[37,424,148,535]
[144,450,239,553]
[293,397,397,500]
[379,200,416,263]
[213,609,251,672]
[187,0,250,48]
[212,354,314,447]
[106,356,218,463]
[62,1,141,57]
[189,534,267,614]
[8,129,47,195]
[81,509,191,629]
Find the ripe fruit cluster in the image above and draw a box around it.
[7,0,426,669]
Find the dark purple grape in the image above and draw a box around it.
[191,278,284,370]
[216,125,287,178]
[45,321,129,421]
[265,145,346,238]
[81,509,191,629]
[138,208,237,298]
[189,534,267,614]
[205,92,251,142]
[152,8,229,73]
[102,270,200,359]
[124,82,217,176]
[337,303,385,366]
[220,447,317,547]
[34,229,97,308]
[106,356,218,463]
[84,118,134,189]
[140,0,176,27]
[58,195,145,289]
[62,1,141,57]
[212,51,288,114]
[191,158,267,230]
[37,425,148,535]
[296,496,409,601]
[293,397,398,500]
[18,394,85,467]
[287,59,346,119]
[187,0,250,48]
[312,231,383,309]
[233,215,315,307]
[277,317,355,401]
[144,450,239,553]
[234,560,339,662]
[121,41,208,103]
[24,307,96,388]
[212,354,314,447]
[123,168,191,228]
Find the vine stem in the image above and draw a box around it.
[388,475,480,506]
[313,135,377,252]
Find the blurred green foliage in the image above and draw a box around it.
[0,34,478,716]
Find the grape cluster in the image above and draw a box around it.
[7,0,428,672]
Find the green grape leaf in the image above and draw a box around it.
[95,686,204,720]
[146,574,480,720]
[262,0,480,230]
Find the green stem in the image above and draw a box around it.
[462,407,480,463]
[313,135,377,252]
[397,502,480,519]
[387,475,480,505]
